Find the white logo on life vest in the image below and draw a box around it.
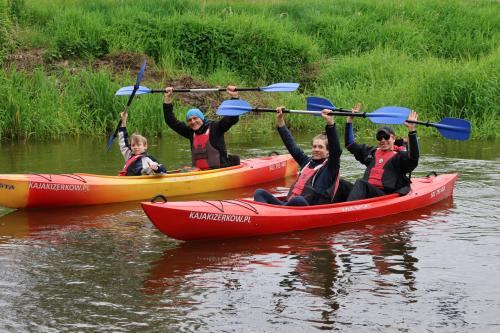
[341,203,371,212]
[0,183,15,190]
[378,158,384,163]
[29,182,90,192]
[189,211,251,223]
[430,186,446,198]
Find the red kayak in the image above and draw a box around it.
[142,173,458,241]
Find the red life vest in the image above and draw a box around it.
[367,149,397,188]
[118,154,143,176]
[288,160,327,199]
[191,128,221,170]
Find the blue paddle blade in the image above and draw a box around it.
[106,131,116,151]
[306,96,337,111]
[216,99,253,116]
[261,83,300,92]
[115,85,152,96]
[368,106,411,124]
[435,117,471,140]
[135,60,147,88]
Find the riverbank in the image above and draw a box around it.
[0,0,498,140]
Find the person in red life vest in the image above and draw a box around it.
[253,106,353,206]
[344,105,419,201]
[163,85,240,170]
[117,112,167,176]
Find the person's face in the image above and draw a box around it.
[376,132,395,151]
[187,116,204,130]
[131,140,147,155]
[311,138,328,160]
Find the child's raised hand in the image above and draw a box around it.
[120,112,128,127]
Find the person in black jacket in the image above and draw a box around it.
[163,86,240,170]
[345,105,419,201]
[254,106,352,206]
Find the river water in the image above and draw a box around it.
[1,132,499,332]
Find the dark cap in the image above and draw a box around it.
[376,126,395,136]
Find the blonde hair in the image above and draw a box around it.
[130,133,148,146]
[311,133,328,146]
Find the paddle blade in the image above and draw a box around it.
[135,60,147,87]
[306,96,337,111]
[115,85,152,96]
[436,117,471,140]
[368,107,411,124]
[260,82,300,92]
[105,132,115,152]
[216,99,253,116]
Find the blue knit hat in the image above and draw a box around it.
[186,108,205,121]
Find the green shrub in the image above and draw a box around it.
[45,10,109,61]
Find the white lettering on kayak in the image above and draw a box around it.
[268,161,286,171]
[341,204,370,212]
[29,182,90,192]
[430,185,446,198]
[189,211,251,223]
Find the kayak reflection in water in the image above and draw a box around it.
[254,106,353,206]
[345,107,420,201]
[117,112,167,176]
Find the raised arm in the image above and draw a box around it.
[163,86,192,139]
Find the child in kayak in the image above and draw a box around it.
[344,108,419,200]
[117,112,167,176]
[253,106,352,206]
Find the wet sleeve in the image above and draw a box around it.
[407,131,419,160]
[345,122,355,147]
[326,124,342,174]
[163,103,192,139]
[277,125,310,167]
[396,131,419,173]
[216,115,240,133]
[118,127,132,161]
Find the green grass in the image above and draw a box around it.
[0,0,498,140]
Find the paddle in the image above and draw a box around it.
[217,99,410,124]
[308,96,471,140]
[405,118,471,140]
[306,96,411,125]
[106,60,147,151]
[115,82,300,96]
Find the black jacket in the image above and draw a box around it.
[163,103,239,168]
[279,123,341,205]
[345,123,419,194]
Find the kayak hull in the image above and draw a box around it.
[0,154,297,209]
[142,173,458,241]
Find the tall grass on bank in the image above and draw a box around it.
[0,66,227,141]
[313,47,500,138]
[2,0,499,140]
[20,0,497,61]
[0,67,121,140]
[0,0,12,64]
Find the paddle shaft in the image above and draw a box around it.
[147,87,265,93]
[405,119,464,131]
[253,108,372,117]
[109,87,138,145]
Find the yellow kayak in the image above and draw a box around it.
[0,154,297,209]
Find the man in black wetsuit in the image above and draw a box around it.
[163,86,240,170]
[254,106,352,206]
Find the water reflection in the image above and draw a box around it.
[1,134,499,332]
[143,198,454,328]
